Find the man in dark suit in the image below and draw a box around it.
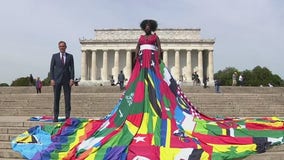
[50,41,74,122]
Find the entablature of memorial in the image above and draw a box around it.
[93,28,203,40]
[81,42,214,51]
[79,39,215,44]
[81,47,214,52]
[81,47,214,51]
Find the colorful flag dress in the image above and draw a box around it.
[12,34,284,160]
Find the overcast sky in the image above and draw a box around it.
[0,0,283,84]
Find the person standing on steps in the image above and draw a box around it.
[50,41,74,122]
[35,77,42,94]
[239,74,244,86]
[214,79,221,93]
[29,74,34,86]
[118,70,125,90]
[232,72,238,86]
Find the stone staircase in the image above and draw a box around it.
[0,86,284,159]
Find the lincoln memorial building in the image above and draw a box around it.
[79,29,215,86]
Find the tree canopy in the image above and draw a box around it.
[0,83,9,87]
[11,77,31,86]
[214,66,284,86]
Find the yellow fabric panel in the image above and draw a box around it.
[211,144,257,153]
[137,113,149,134]
[125,120,139,135]
[165,119,171,148]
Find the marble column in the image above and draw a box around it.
[208,50,214,82]
[113,50,119,80]
[175,50,180,80]
[91,50,97,81]
[163,50,168,67]
[198,50,203,82]
[125,50,131,79]
[102,50,108,81]
[81,50,87,80]
[186,50,192,82]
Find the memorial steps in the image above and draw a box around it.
[0,86,283,159]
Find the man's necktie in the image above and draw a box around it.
[61,54,65,65]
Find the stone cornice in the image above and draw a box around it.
[80,39,215,44]
[90,28,204,40]
[94,28,201,31]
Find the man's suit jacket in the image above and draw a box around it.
[50,52,74,84]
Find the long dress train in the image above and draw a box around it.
[12,34,284,160]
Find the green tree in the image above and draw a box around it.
[42,72,51,86]
[253,66,271,86]
[214,67,239,85]
[0,83,9,86]
[243,66,283,86]
[242,70,253,86]
[11,77,30,86]
[271,74,283,86]
[215,66,284,86]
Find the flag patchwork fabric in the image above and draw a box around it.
[12,34,284,160]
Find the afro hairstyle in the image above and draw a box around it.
[140,19,158,32]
